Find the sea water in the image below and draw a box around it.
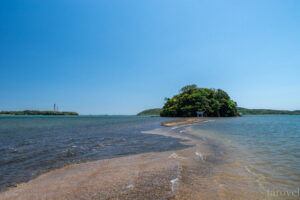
[190,115,300,196]
[0,115,299,199]
[0,115,187,191]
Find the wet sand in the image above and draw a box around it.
[0,124,264,200]
[161,118,206,127]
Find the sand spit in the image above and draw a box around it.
[0,126,264,200]
[161,118,206,127]
[0,151,179,200]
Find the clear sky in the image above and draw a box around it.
[0,0,299,114]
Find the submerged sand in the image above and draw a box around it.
[0,122,264,200]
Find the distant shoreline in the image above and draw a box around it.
[0,110,78,116]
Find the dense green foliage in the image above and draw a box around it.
[160,85,238,117]
[237,107,300,115]
[0,110,78,115]
[137,108,161,116]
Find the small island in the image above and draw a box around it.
[137,85,300,117]
[160,84,238,117]
[138,107,300,116]
[0,110,78,116]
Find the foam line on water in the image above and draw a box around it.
[170,162,180,194]
[170,178,178,193]
[168,152,185,159]
[195,151,205,161]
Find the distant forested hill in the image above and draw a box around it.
[0,110,78,115]
[137,108,161,116]
[237,107,300,115]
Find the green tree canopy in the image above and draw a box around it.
[160,85,238,117]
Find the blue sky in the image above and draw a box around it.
[0,0,299,114]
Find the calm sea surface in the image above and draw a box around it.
[0,115,299,195]
[190,115,300,192]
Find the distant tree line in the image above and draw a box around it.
[0,110,78,115]
[237,107,300,115]
[137,108,161,116]
[160,84,238,117]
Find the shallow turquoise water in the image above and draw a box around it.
[191,115,300,192]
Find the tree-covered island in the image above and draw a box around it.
[138,107,300,116]
[137,85,300,116]
[160,84,238,117]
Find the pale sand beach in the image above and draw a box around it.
[0,121,264,200]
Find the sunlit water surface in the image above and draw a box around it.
[1,115,299,199]
[0,115,186,191]
[190,115,300,194]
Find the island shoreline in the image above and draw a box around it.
[161,118,206,127]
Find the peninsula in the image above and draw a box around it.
[0,110,78,116]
